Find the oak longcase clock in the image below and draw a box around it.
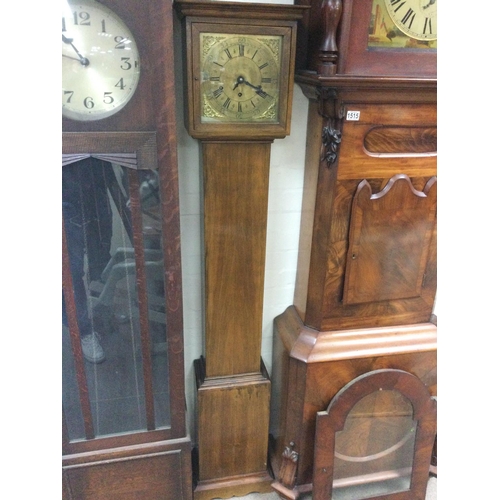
[61,1,192,498]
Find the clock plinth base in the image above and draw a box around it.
[269,306,437,489]
[194,357,272,498]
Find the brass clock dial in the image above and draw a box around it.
[200,33,282,123]
[384,0,437,41]
[62,0,141,121]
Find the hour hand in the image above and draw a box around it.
[233,75,246,90]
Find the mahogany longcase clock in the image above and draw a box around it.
[270,0,437,498]
[62,1,192,498]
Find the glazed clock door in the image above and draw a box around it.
[61,1,192,498]
[312,370,437,500]
[62,154,173,438]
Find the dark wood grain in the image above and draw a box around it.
[271,2,438,497]
[293,96,437,331]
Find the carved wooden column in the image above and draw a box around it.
[317,0,342,76]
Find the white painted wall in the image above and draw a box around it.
[172,0,309,437]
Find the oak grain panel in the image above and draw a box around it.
[64,449,189,500]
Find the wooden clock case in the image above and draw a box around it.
[62,1,192,498]
[174,1,307,498]
[270,0,437,497]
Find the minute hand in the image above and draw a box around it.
[243,80,270,97]
[62,34,89,66]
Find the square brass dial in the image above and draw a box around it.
[200,33,283,123]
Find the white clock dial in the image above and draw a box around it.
[62,0,141,121]
[384,0,437,41]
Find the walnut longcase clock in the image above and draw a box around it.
[62,1,192,498]
[175,1,307,498]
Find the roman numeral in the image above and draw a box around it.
[259,62,269,70]
[423,17,433,34]
[401,8,415,28]
[213,87,224,98]
[239,45,244,56]
[223,97,231,109]
[224,48,232,59]
[390,0,406,13]
[261,78,271,83]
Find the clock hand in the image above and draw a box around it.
[242,78,260,91]
[63,54,84,63]
[242,79,271,98]
[422,0,436,8]
[233,75,245,91]
[62,34,90,66]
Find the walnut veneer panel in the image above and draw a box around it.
[197,371,271,481]
[203,141,271,377]
[343,175,437,305]
[337,103,436,180]
[293,100,437,331]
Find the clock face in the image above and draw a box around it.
[62,0,141,121]
[200,33,282,123]
[384,0,437,41]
